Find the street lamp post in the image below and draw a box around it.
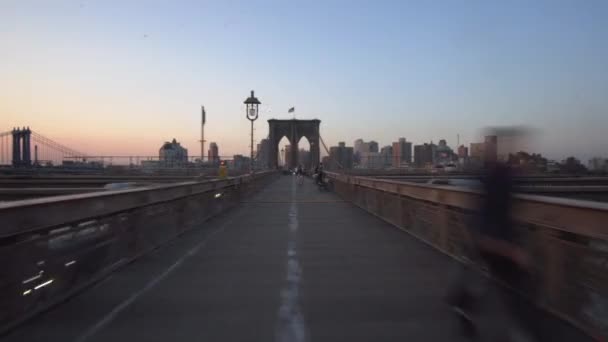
[244,90,261,173]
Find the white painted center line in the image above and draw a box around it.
[276,177,308,342]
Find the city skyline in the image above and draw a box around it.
[1,1,607,161]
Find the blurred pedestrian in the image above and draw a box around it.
[477,160,541,341]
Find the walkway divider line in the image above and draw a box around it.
[241,200,346,203]
[74,211,244,342]
[275,177,308,342]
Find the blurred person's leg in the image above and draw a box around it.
[445,264,479,338]
[487,255,543,341]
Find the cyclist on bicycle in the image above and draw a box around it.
[315,163,324,186]
[448,160,541,341]
[296,165,304,184]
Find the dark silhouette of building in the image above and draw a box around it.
[392,138,412,168]
[159,138,188,167]
[353,139,364,164]
[284,145,293,168]
[231,154,250,171]
[434,139,455,165]
[414,143,435,167]
[470,142,484,159]
[328,142,354,170]
[298,149,311,168]
[468,135,498,168]
[588,157,608,172]
[380,145,393,168]
[208,142,219,165]
[354,139,379,164]
[369,141,379,153]
[484,135,498,164]
[354,139,364,154]
[359,152,384,169]
[256,139,270,169]
[457,145,468,158]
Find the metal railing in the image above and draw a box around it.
[326,172,608,339]
[0,171,278,333]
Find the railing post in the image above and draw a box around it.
[397,194,405,229]
[438,204,450,252]
[541,235,565,310]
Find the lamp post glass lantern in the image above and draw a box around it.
[244,90,261,172]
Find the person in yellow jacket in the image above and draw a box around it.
[218,160,228,179]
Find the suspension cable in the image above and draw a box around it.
[319,135,344,170]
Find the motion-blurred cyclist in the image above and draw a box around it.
[314,163,324,186]
[448,159,541,341]
[296,164,304,185]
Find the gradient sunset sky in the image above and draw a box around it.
[1,1,607,160]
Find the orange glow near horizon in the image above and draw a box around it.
[2,1,607,162]
[0,79,262,157]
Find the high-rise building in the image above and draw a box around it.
[496,134,522,162]
[284,145,292,168]
[298,149,311,168]
[208,142,219,165]
[457,145,468,158]
[328,142,354,170]
[391,142,400,167]
[484,135,498,163]
[414,143,435,167]
[434,139,454,165]
[353,139,379,164]
[392,138,412,168]
[360,152,383,169]
[159,138,188,166]
[470,142,485,159]
[256,139,270,169]
[231,154,250,171]
[588,157,608,172]
[354,139,365,155]
[380,145,393,167]
[469,135,498,167]
[369,141,379,153]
